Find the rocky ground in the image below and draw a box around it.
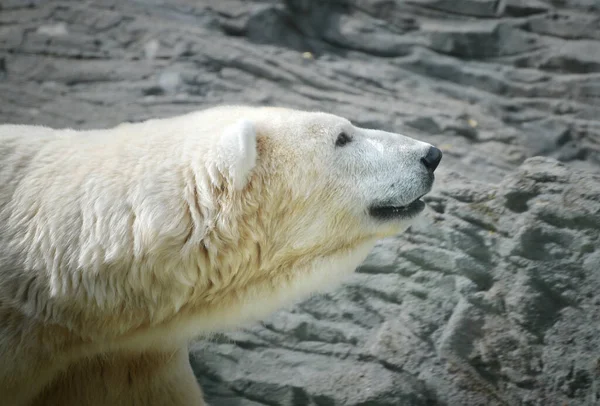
[1,0,599,405]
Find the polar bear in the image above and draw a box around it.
[0,106,441,405]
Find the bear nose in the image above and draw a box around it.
[421,146,442,172]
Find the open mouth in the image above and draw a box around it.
[369,196,426,220]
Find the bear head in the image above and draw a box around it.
[193,106,441,325]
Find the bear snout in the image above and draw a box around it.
[421,146,442,172]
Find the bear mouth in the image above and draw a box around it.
[369,197,426,220]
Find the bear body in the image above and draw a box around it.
[0,106,439,405]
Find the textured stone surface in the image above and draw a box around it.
[1,1,599,405]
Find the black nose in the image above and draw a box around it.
[421,146,442,172]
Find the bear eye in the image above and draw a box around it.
[335,132,352,147]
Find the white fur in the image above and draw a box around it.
[214,119,257,190]
[0,106,436,405]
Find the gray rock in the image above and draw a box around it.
[409,0,505,18]
[192,157,600,405]
[426,22,540,59]
[1,0,600,405]
[157,71,182,94]
[36,22,68,37]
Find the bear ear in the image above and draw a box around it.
[215,119,257,190]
